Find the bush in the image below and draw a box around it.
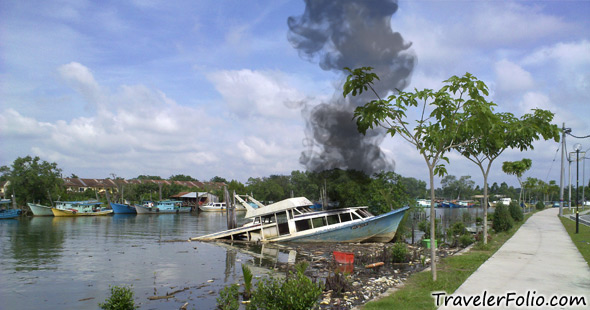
[462,211,472,224]
[459,234,474,247]
[508,201,524,222]
[475,217,483,225]
[493,204,514,232]
[536,201,545,210]
[242,264,253,300]
[217,284,240,310]
[99,285,137,310]
[447,222,466,247]
[250,262,323,310]
[418,218,442,241]
[390,242,409,263]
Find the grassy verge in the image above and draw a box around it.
[559,216,590,267]
[561,206,589,215]
[362,213,534,310]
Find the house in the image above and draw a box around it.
[0,181,9,199]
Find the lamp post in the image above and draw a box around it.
[573,143,582,234]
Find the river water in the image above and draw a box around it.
[0,207,492,310]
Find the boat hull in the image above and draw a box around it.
[110,202,137,214]
[28,203,54,216]
[135,205,191,214]
[0,209,22,219]
[51,208,113,217]
[276,207,408,243]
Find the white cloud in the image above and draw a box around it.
[494,60,534,93]
[207,69,307,119]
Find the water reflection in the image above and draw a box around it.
[8,217,65,271]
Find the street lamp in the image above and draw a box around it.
[573,143,582,234]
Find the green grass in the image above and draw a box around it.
[561,206,589,215]
[362,214,533,310]
[559,216,590,267]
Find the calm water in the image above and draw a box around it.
[0,207,491,310]
[0,212,273,310]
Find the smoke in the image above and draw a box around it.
[288,0,415,175]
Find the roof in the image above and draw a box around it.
[245,197,313,219]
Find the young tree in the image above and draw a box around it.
[343,68,495,281]
[502,158,532,206]
[455,110,559,244]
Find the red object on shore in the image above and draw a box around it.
[333,251,354,264]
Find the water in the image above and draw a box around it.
[0,212,274,310]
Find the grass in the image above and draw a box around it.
[362,213,534,310]
[559,216,590,267]
[561,206,589,215]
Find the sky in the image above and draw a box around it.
[1,0,589,190]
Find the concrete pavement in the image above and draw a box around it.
[438,208,590,309]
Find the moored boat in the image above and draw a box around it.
[134,200,190,214]
[28,202,54,216]
[110,202,137,214]
[52,200,113,217]
[0,199,22,219]
[191,195,408,243]
[198,202,246,212]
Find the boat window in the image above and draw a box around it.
[357,209,372,218]
[340,212,352,222]
[351,212,362,220]
[295,219,312,232]
[276,212,290,235]
[312,217,326,228]
[327,215,340,225]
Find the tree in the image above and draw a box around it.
[455,109,558,244]
[0,156,63,205]
[210,176,228,183]
[343,68,495,281]
[169,174,197,181]
[502,158,532,205]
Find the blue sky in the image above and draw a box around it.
[1,0,589,189]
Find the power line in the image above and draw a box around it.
[566,132,590,139]
[545,145,560,183]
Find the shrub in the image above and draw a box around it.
[99,285,137,310]
[250,262,323,310]
[217,284,240,310]
[536,201,545,210]
[418,218,442,241]
[242,264,253,300]
[508,201,524,222]
[475,217,483,225]
[493,204,514,232]
[459,234,474,247]
[462,211,472,224]
[390,242,409,263]
[447,222,466,247]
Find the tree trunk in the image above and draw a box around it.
[429,167,437,281]
[483,173,489,244]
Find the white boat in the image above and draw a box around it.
[198,202,246,212]
[190,195,408,243]
[416,199,431,207]
[135,200,190,214]
[28,202,54,216]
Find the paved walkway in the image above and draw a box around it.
[438,208,590,309]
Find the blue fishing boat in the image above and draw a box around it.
[135,200,190,214]
[110,202,137,214]
[0,199,22,219]
[191,196,408,243]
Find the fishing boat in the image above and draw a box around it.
[51,200,113,217]
[198,202,227,212]
[198,202,247,212]
[190,195,408,243]
[109,202,137,214]
[1,199,22,219]
[28,202,54,216]
[134,200,190,214]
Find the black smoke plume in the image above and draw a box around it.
[288,0,415,174]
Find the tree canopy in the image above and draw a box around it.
[0,156,63,205]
